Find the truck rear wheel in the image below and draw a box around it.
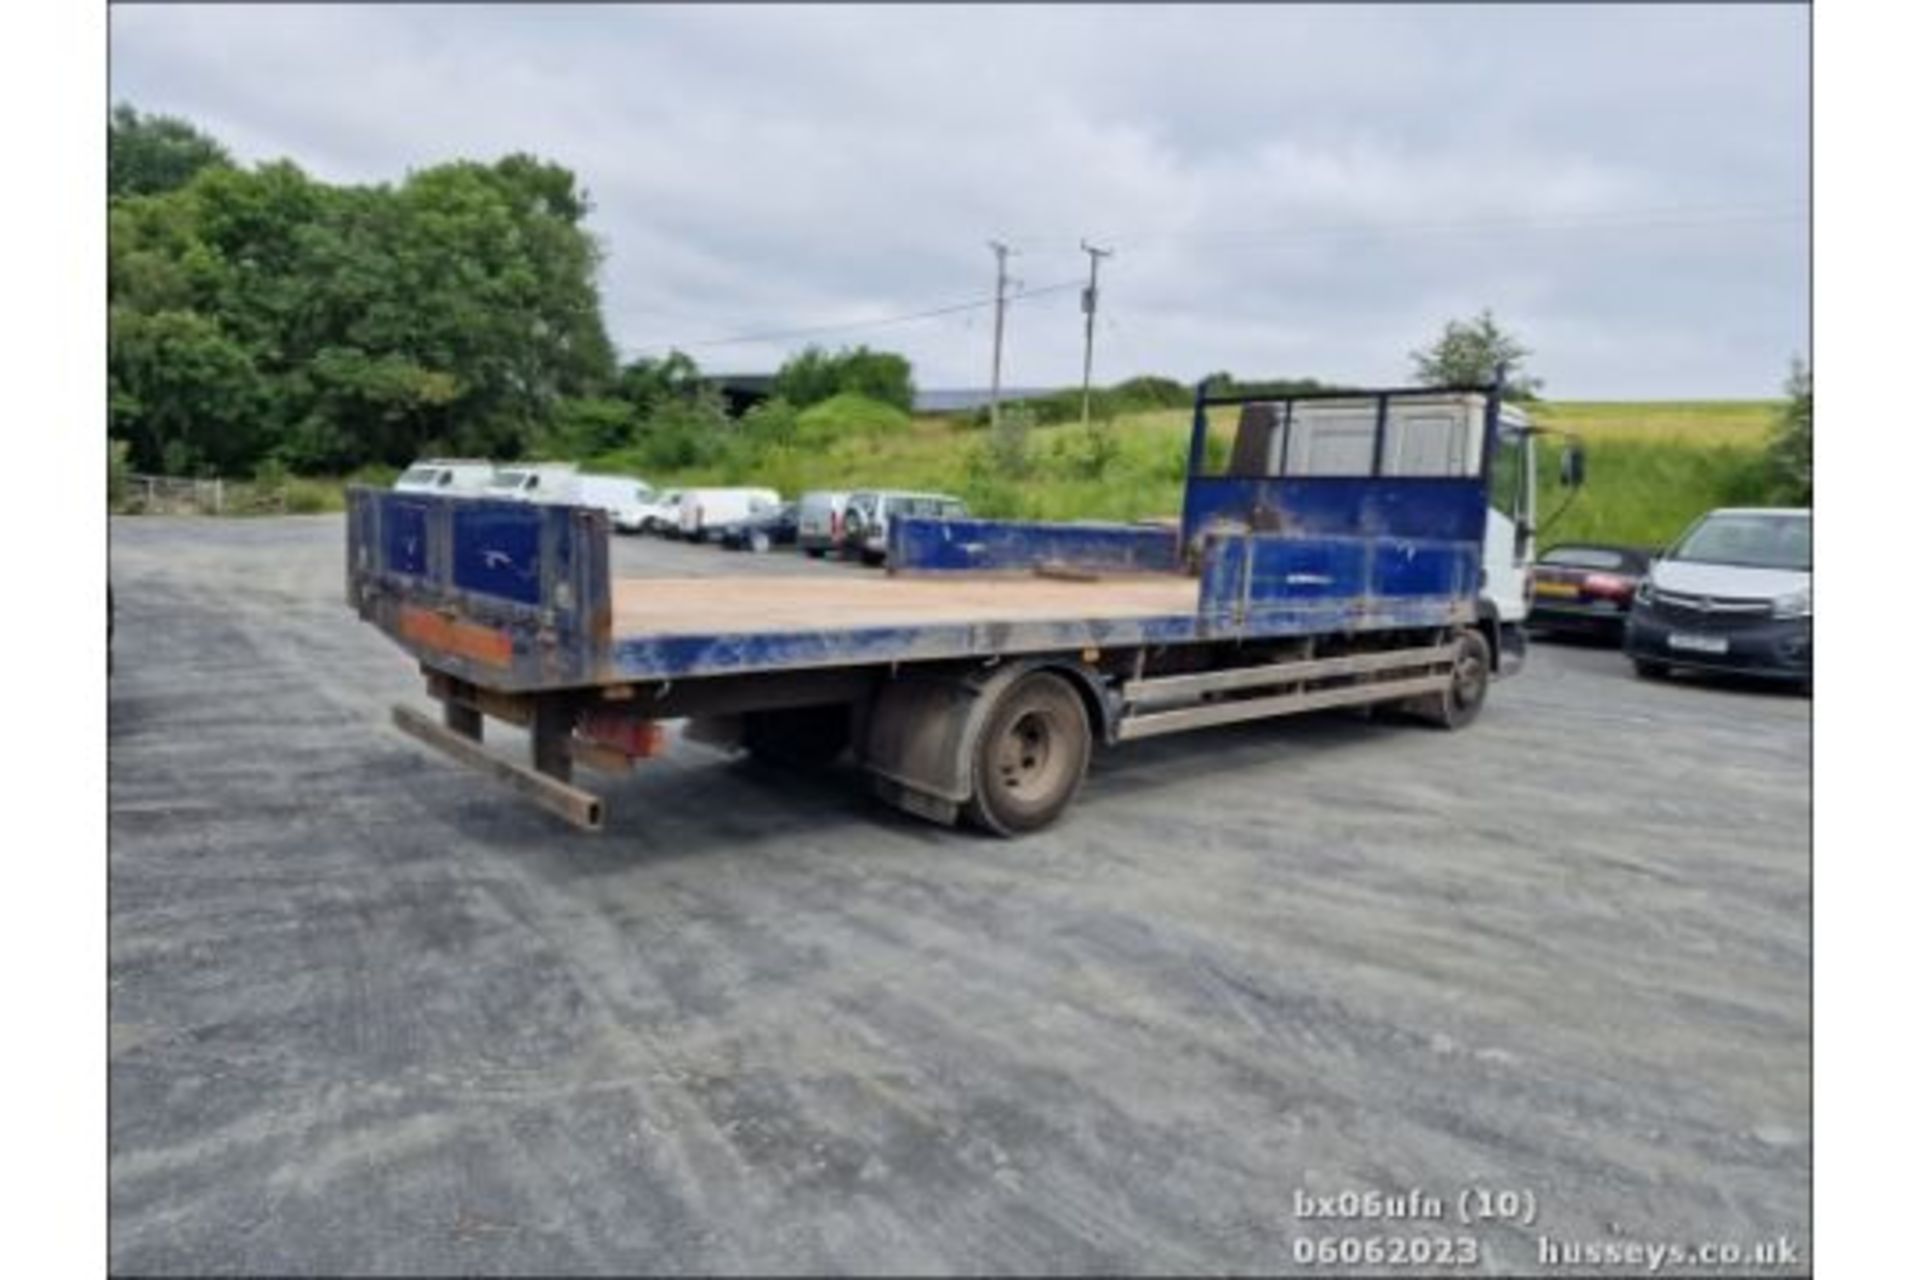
[1409,629,1490,729]
[963,672,1090,836]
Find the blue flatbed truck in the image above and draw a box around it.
[348,380,1578,835]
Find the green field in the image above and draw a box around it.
[1522,400,1780,547]
[632,397,1783,550]
[122,398,1784,551]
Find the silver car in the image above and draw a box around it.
[1623,507,1811,689]
[842,490,968,566]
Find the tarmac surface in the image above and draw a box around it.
[109,515,1811,1274]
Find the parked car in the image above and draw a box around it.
[796,490,854,558]
[631,488,683,535]
[1624,507,1811,689]
[842,490,969,565]
[1527,542,1653,641]
[678,487,781,542]
[393,459,496,495]
[716,501,800,553]
[481,463,579,503]
[566,474,656,533]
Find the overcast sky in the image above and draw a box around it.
[110,4,1808,399]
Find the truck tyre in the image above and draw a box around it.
[743,704,852,769]
[1410,629,1491,730]
[963,671,1091,836]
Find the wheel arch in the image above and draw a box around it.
[860,655,1111,824]
[1023,656,1117,745]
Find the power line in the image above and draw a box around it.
[626,278,1081,356]
[1103,202,1809,251]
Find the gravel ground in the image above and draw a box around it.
[109,515,1811,1275]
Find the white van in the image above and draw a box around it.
[796,490,853,558]
[482,463,579,503]
[393,459,496,495]
[572,474,656,533]
[679,487,781,542]
[633,488,683,536]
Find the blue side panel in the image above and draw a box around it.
[1372,540,1476,599]
[890,517,1179,575]
[451,503,543,606]
[1246,537,1369,602]
[382,500,431,578]
[1197,530,1477,635]
[347,487,614,691]
[1182,477,1488,547]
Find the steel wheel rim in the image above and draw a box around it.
[993,708,1065,801]
[1455,645,1487,708]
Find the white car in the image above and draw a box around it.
[481,464,579,503]
[393,459,496,495]
[678,487,781,542]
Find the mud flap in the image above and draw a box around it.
[861,665,1037,824]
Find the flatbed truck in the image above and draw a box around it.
[348,379,1577,835]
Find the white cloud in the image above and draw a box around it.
[110,3,1808,396]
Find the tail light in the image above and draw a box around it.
[576,709,667,758]
[830,509,842,541]
[1584,572,1633,600]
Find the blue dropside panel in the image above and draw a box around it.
[1372,539,1477,599]
[382,500,432,578]
[451,502,544,606]
[890,517,1180,575]
[1197,531,1478,633]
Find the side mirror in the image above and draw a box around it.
[1559,444,1587,488]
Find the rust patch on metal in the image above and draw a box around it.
[398,605,514,669]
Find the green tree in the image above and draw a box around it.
[1409,309,1543,396]
[109,308,269,474]
[616,350,703,416]
[110,103,233,198]
[106,113,619,475]
[772,344,916,413]
[1768,357,1812,504]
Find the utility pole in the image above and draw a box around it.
[987,240,1014,431]
[1078,240,1114,428]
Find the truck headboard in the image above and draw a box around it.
[347,487,612,691]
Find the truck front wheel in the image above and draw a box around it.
[1409,629,1491,730]
[964,672,1091,836]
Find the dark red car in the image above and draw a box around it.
[1528,542,1654,642]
